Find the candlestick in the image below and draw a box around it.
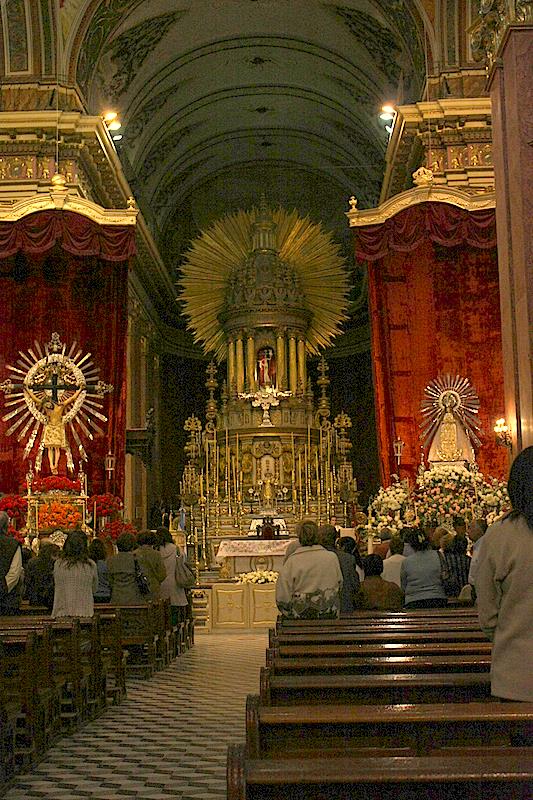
[298,453,302,497]
[93,501,97,532]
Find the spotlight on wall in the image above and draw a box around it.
[380,103,396,121]
[112,134,123,141]
[494,418,512,448]
[107,120,122,131]
[103,111,118,123]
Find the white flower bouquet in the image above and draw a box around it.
[236,570,279,584]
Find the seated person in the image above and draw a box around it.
[356,554,404,611]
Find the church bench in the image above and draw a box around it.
[276,609,479,628]
[0,616,106,724]
[266,650,491,675]
[96,603,160,678]
[227,744,533,800]
[267,640,491,662]
[270,630,488,648]
[270,623,483,647]
[0,631,45,768]
[245,697,533,758]
[259,668,492,705]
[95,610,126,703]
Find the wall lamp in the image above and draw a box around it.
[494,418,512,448]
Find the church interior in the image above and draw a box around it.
[0,1,532,798]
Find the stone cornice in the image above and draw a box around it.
[380,97,493,201]
[346,185,495,227]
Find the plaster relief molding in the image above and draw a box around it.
[346,185,496,228]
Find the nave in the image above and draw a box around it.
[3,632,267,800]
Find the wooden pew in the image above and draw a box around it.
[227,744,533,800]
[271,630,488,648]
[97,603,159,677]
[0,630,45,768]
[267,650,491,675]
[259,667,492,705]
[245,696,533,758]
[96,609,126,703]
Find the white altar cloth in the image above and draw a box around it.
[216,538,295,562]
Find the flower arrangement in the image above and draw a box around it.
[236,570,278,584]
[38,501,82,531]
[0,494,28,522]
[367,464,509,537]
[7,524,25,544]
[30,476,81,494]
[88,494,123,518]
[100,520,138,541]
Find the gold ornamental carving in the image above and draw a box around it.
[346,185,495,228]
[471,0,533,67]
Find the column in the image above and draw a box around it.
[235,334,245,394]
[276,329,286,389]
[227,338,236,394]
[288,331,297,395]
[488,27,533,451]
[246,331,256,392]
[297,337,306,395]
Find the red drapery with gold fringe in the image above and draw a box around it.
[0,211,135,496]
[354,202,507,486]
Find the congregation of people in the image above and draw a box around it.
[276,516,479,617]
[0,521,191,622]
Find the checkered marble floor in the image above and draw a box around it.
[4,631,268,800]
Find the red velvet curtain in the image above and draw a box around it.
[0,211,135,496]
[355,202,507,486]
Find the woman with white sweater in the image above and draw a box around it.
[276,519,343,619]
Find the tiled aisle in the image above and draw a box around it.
[3,631,268,800]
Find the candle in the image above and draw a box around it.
[93,501,97,530]
[298,453,302,496]
[367,534,374,555]
[200,470,204,498]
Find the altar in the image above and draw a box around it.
[215,537,297,577]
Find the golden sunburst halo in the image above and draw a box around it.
[179,206,350,361]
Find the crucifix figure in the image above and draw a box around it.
[25,385,82,474]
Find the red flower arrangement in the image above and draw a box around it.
[88,494,123,518]
[0,494,28,521]
[30,476,81,494]
[100,520,137,541]
[8,524,25,544]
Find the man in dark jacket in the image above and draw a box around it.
[0,511,22,614]
[318,524,360,612]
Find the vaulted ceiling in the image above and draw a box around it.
[75,0,429,284]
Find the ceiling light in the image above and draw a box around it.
[385,125,393,134]
[381,104,395,114]
[103,111,118,123]
[108,120,122,131]
[380,112,395,121]
[112,134,123,141]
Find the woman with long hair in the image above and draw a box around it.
[52,531,98,618]
[157,527,188,625]
[88,538,111,603]
[476,446,533,701]
[400,527,447,609]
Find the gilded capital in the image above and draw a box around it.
[471,0,533,67]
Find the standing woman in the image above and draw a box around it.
[400,528,447,609]
[157,528,188,625]
[476,447,533,701]
[52,531,98,618]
